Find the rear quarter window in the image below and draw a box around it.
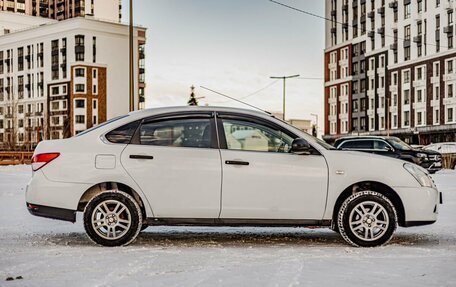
[105,120,140,144]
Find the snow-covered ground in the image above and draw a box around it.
[0,165,455,287]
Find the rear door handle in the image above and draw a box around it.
[129,154,154,160]
[225,160,249,166]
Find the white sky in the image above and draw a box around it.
[123,0,325,132]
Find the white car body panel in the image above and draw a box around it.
[120,144,222,218]
[219,150,328,219]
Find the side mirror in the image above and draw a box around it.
[290,138,311,155]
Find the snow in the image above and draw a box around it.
[1,165,456,286]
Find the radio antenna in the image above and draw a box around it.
[200,86,271,115]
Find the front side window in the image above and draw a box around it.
[221,119,293,153]
[139,118,212,148]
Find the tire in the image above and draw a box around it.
[337,191,397,247]
[83,190,142,247]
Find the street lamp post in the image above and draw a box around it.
[270,74,300,120]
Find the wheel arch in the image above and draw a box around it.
[78,182,149,219]
[332,181,406,227]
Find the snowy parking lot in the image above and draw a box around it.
[1,165,455,287]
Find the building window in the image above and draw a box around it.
[403,70,410,84]
[76,115,85,124]
[448,108,454,122]
[435,109,440,124]
[93,69,97,78]
[404,89,410,104]
[93,36,96,63]
[93,85,97,94]
[448,60,454,74]
[75,68,85,77]
[75,84,85,92]
[51,101,59,111]
[52,87,59,95]
[404,3,410,19]
[449,84,454,98]
[404,111,410,126]
[75,99,85,108]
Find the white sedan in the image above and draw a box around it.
[26,107,441,247]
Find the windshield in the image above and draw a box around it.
[386,137,412,150]
[74,115,129,137]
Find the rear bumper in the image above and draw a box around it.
[26,202,76,222]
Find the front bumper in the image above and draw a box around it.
[420,160,442,173]
[394,186,440,224]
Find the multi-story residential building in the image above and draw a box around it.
[0,0,122,22]
[0,12,146,150]
[324,0,456,144]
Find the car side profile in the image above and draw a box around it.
[334,136,443,174]
[26,107,441,247]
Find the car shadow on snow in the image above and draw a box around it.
[32,227,445,248]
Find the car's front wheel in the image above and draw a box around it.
[83,190,142,246]
[337,191,397,247]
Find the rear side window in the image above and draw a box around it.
[340,140,373,149]
[105,120,140,144]
[139,118,212,148]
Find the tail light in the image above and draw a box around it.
[31,153,60,171]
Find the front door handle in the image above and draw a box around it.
[225,160,249,166]
[129,154,154,160]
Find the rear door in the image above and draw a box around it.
[120,113,222,218]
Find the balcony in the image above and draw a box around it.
[5,113,13,119]
[37,52,43,58]
[377,27,385,34]
[367,11,375,18]
[331,10,336,17]
[389,1,397,9]
[34,111,43,116]
[352,18,358,26]
[352,0,358,8]
[390,42,397,50]
[368,30,375,38]
[25,83,30,90]
[403,39,411,48]
[377,7,385,15]
[25,54,30,60]
[413,35,422,44]
[38,82,43,88]
[60,63,66,69]
[443,25,453,34]
[360,14,366,22]
[25,112,32,117]
[342,23,348,30]
[74,45,85,53]
[60,47,66,54]
[342,4,348,11]
[331,27,337,34]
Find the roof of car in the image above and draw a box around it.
[128,106,273,119]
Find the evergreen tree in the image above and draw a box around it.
[187,85,198,106]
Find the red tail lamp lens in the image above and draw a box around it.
[32,153,60,171]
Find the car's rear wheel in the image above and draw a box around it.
[337,191,397,247]
[83,190,142,246]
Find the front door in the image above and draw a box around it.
[218,115,328,220]
[121,114,222,218]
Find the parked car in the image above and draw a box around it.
[26,107,441,247]
[423,142,456,169]
[334,136,442,174]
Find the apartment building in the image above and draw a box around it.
[0,12,146,150]
[324,0,456,144]
[0,0,121,22]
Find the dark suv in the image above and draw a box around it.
[334,136,442,173]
